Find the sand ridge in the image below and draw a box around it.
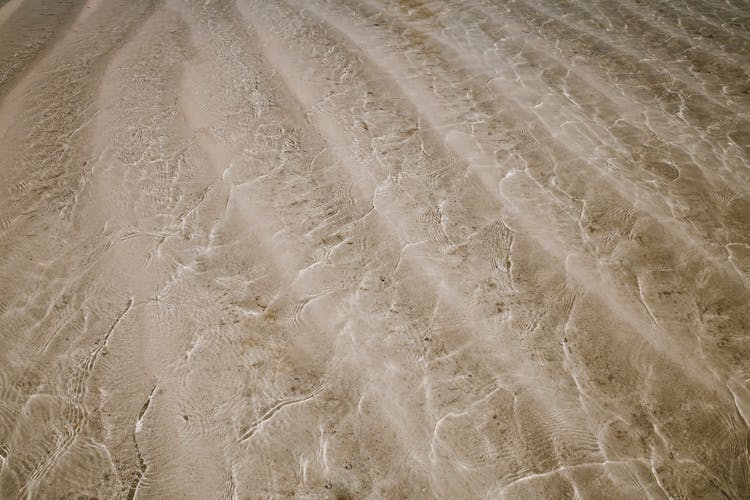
[0,0,749,498]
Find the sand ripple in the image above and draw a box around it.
[0,0,749,497]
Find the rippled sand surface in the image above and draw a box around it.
[1,0,750,498]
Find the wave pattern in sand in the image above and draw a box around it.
[0,0,749,498]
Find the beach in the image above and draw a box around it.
[0,0,749,497]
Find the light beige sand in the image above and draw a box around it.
[0,0,749,498]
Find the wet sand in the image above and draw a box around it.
[0,0,749,498]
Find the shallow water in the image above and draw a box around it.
[0,0,749,498]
